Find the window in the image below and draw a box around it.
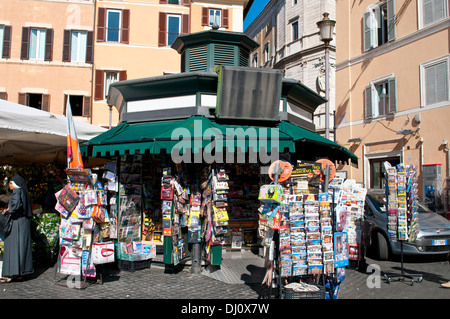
[264,42,269,63]
[158,12,189,46]
[159,0,191,5]
[201,7,229,28]
[20,27,53,61]
[63,30,94,63]
[65,95,91,117]
[370,157,400,188]
[365,76,397,119]
[18,93,50,111]
[363,0,395,52]
[420,0,448,28]
[97,8,129,44]
[0,25,11,59]
[104,71,118,99]
[94,69,127,100]
[421,56,450,107]
[167,15,181,46]
[292,21,299,41]
[252,53,258,67]
[209,9,221,27]
[30,29,46,60]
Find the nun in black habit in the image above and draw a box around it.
[0,175,34,282]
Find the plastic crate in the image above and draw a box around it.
[118,259,151,272]
[282,285,325,299]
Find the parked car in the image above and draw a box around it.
[363,189,450,260]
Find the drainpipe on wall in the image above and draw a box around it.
[90,0,97,125]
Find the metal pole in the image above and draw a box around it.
[324,45,330,140]
[191,242,201,274]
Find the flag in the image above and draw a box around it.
[66,96,84,169]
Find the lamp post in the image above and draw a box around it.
[317,12,336,140]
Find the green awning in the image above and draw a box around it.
[81,116,357,165]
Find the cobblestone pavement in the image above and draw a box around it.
[1,251,449,301]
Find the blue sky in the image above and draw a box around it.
[243,0,270,30]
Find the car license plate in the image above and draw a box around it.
[432,239,447,246]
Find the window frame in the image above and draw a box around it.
[292,21,299,41]
[263,42,269,64]
[418,0,449,29]
[71,31,88,63]
[364,74,397,119]
[363,0,396,52]
[209,9,221,27]
[104,71,119,99]
[167,14,181,46]
[29,28,47,61]
[420,55,450,108]
[106,9,122,42]
[252,53,258,67]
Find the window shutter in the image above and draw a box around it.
[425,64,436,105]
[0,92,7,100]
[363,11,375,52]
[159,0,168,3]
[435,60,449,103]
[121,9,130,44]
[222,9,229,28]
[85,31,94,63]
[64,95,68,115]
[42,94,50,111]
[18,93,26,105]
[181,0,190,6]
[364,85,374,119]
[423,0,434,26]
[181,14,189,34]
[202,7,208,26]
[94,69,104,100]
[97,7,106,42]
[158,12,167,46]
[44,28,53,61]
[387,0,396,42]
[388,77,397,114]
[119,70,127,81]
[2,25,11,59]
[62,30,71,62]
[83,96,91,117]
[21,27,30,60]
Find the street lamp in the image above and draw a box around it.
[317,12,336,140]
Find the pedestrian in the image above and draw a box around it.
[441,252,450,288]
[0,175,34,283]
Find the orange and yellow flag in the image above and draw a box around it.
[66,96,84,169]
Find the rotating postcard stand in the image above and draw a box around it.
[382,163,423,285]
[53,169,99,289]
[383,241,423,285]
[264,162,334,299]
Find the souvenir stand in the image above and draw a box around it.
[54,168,115,288]
[259,160,351,299]
[382,162,423,285]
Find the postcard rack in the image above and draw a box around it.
[260,162,347,299]
[382,162,423,285]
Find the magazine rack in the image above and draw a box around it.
[53,169,100,289]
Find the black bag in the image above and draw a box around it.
[0,212,12,236]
